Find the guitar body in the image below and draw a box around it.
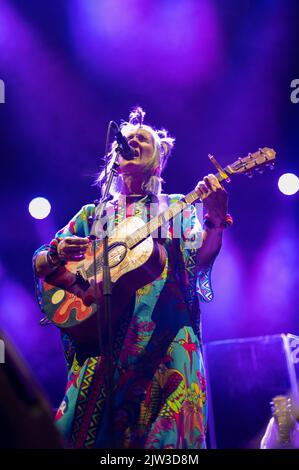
[41,216,166,342]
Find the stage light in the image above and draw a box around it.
[278,173,299,196]
[28,197,51,219]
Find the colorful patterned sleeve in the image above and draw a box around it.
[169,194,214,303]
[55,204,95,239]
[32,204,95,365]
[32,204,95,273]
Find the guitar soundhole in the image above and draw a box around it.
[85,242,127,277]
[107,242,127,268]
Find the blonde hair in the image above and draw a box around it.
[96,107,175,197]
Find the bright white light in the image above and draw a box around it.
[278,173,299,196]
[28,197,51,219]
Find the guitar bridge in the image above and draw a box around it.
[75,269,90,291]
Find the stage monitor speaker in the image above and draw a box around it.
[204,334,299,449]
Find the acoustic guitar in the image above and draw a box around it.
[39,148,276,342]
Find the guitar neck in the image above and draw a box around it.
[126,169,225,249]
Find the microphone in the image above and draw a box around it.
[111,122,135,160]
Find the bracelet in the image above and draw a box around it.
[47,238,64,268]
[204,213,233,229]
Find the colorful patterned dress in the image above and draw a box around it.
[33,194,214,449]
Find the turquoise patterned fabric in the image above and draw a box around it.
[34,194,214,449]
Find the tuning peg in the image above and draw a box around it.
[269,164,275,170]
[246,171,254,178]
[257,168,264,174]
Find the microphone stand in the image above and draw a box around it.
[89,139,121,450]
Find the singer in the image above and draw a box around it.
[33,107,229,449]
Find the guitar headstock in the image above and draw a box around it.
[226,147,276,177]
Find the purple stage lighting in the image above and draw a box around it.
[278,173,299,196]
[29,197,51,220]
[70,0,221,87]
